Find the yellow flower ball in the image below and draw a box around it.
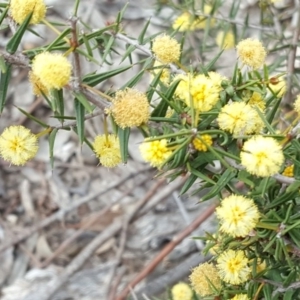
[268,77,286,97]
[152,35,181,64]
[236,38,266,69]
[192,135,212,152]
[216,30,235,50]
[294,95,300,113]
[172,12,195,32]
[93,134,121,168]
[0,125,39,166]
[216,195,260,237]
[10,0,46,24]
[174,73,220,112]
[32,52,72,90]
[250,258,267,274]
[172,6,215,32]
[208,71,227,93]
[29,71,49,96]
[247,92,266,111]
[240,136,284,177]
[189,262,221,296]
[232,295,250,300]
[171,282,193,300]
[151,61,170,85]
[139,138,172,168]
[110,88,150,129]
[217,250,251,285]
[217,102,264,136]
[282,165,294,177]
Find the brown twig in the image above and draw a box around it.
[0,169,150,253]
[115,203,216,300]
[21,178,184,300]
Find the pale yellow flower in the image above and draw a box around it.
[174,73,219,112]
[29,71,49,96]
[217,250,251,285]
[282,165,294,177]
[93,134,121,168]
[208,71,227,93]
[232,295,250,300]
[192,135,212,152]
[10,0,46,24]
[294,95,300,114]
[251,258,267,274]
[171,282,193,300]
[216,31,235,50]
[268,77,286,97]
[172,5,215,32]
[189,262,221,296]
[151,61,170,85]
[110,88,150,129]
[216,195,260,237]
[139,138,172,168]
[236,38,266,69]
[248,92,266,111]
[32,52,72,90]
[152,35,181,64]
[217,102,264,136]
[0,125,39,166]
[240,136,284,177]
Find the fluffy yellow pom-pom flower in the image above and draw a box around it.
[217,102,264,136]
[139,138,172,168]
[248,92,266,111]
[294,95,300,113]
[93,134,121,168]
[236,38,266,69]
[192,135,212,152]
[282,165,294,177]
[10,0,46,24]
[110,88,150,129]
[216,30,235,50]
[29,71,49,96]
[171,282,193,300]
[151,61,170,85]
[268,77,286,97]
[152,35,181,64]
[32,52,72,90]
[216,195,260,237]
[189,262,221,296]
[217,249,251,285]
[0,125,39,166]
[232,295,250,300]
[240,136,284,177]
[174,73,220,112]
[172,6,215,32]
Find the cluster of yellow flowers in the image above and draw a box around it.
[139,139,172,168]
[192,135,213,152]
[171,282,193,300]
[152,35,181,64]
[216,30,235,50]
[173,72,222,112]
[172,5,215,32]
[217,101,264,136]
[108,88,150,129]
[93,134,121,168]
[0,126,39,166]
[31,52,72,92]
[10,0,46,24]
